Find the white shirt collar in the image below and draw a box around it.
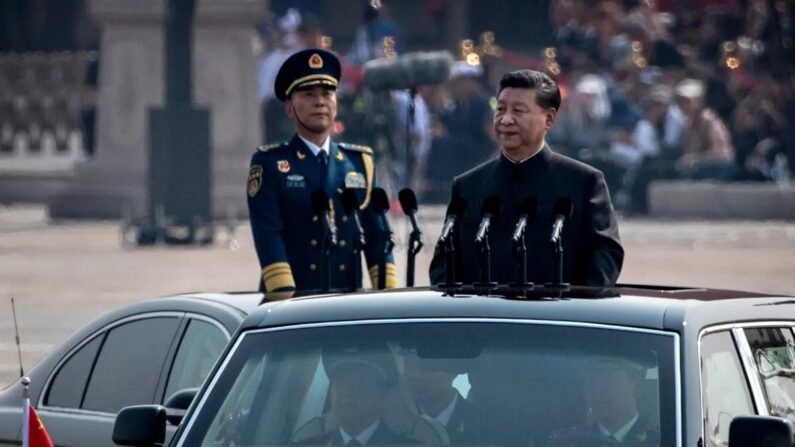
[339,420,380,446]
[597,413,639,443]
[422,392,458,427]
[502,141,546,164]
[297,134,330,157]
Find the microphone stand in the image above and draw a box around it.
[320,218,336,292]
[350,226,365,293]
[546,236,569,289]
[511,232,533,290]
[377,230,395,290]
[406,226,423,287]
[474,232,496,289]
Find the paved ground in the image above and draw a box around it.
[1,204,794,386]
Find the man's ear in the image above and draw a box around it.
[284,99,294,119]
[545,108,558,129]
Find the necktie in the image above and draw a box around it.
[317,150,328,168]
[347,439,362,447]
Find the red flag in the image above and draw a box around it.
[26,404,54,447]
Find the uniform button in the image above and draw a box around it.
[310,264,317,271]
[339,265,346,272]
[311,239,318,247]
[339,240,347,247]
[342,216,348,223]
[312,215,319,222]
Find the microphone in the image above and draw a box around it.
[475,196,502,246]
[310,189,337,246]
[341,189,365,245]
[550,198,574,244]
[398,188,422,240]
[371,188,395,248]
[512,198,539,244]
[438,197,468,244]
[362,50,455,92]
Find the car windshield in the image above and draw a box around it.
[180,320,677,447]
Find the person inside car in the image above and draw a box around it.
[546,351,660,447]
[296,343,417,446]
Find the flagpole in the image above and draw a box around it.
[21,376,30,447]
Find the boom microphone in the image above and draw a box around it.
[512,198,539,243]
[475,196,502,246]
[362,50,455,92]
[310,189,337,246]
[438,197,468,244]
[550,198,574,244]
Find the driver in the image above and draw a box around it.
[297,343,417,446]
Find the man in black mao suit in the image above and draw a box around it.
[430,69,623,287]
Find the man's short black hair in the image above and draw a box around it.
[498,69,561,111]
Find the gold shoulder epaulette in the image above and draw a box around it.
[338,142,373,155]
[257,142,289,152]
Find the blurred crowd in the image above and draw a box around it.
[255,0,795,212]
[546,0,795,213]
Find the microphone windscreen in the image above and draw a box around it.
[403,51,454,86]
[481,196,502,217]
[371,187,391,213]
[310,189,330,213]
[553,198,574,220]
[341,188,361,214]
[398,188,418,214]
[518,197,539,217]
[446,197,468,217]
[362,57,407,91]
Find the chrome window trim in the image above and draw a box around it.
[177,318,682,447]
[39,311,185,413]
[732,328,769,416]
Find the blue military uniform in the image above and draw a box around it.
[248,136,396,298]
[248,48,397,298]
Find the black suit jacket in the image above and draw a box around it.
[294,421,416,446]
[444,392,480,444]
[430,146,624,286]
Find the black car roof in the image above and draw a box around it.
[239,285,794,333]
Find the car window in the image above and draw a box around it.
[163,318,228,402]
[700,331,755,447]
[182,322,677,447]
[82,317,180,413]
[744,327,795,421]
[44,335,103,408]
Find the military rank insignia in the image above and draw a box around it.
[248,165,263,197]
[336,151,344,161]
[344,171,366,188]
[277,160,291,173]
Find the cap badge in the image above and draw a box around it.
[309,53,323,69]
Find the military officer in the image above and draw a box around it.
[248,48,397,299]
[429,69,623,287]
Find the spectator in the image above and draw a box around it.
[675,79,737,180]
[424,61,494,203]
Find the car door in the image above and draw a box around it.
[158,316,230,444]
[699,329,756,447]
[39,314,183,447]
[39,312,231,447]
